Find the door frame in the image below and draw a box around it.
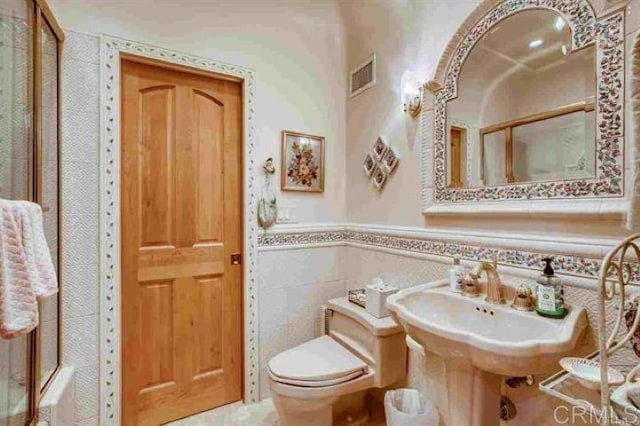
[99,35,258,425]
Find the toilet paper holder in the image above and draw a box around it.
[323,307,334,335]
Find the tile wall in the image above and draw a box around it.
[257,245,347,399]
[60,30,100,426]
[62,31,346,425]
[57,30,350,415]
[53,11,640,425]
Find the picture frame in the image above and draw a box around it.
[372,136,388,161]
[281,130,325,192]
[381,147,399,174]
[372,165,387,190]
[363,153,376,176]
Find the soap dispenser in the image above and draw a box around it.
[535,257,566,318]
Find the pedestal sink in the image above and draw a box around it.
[387,280,588,426]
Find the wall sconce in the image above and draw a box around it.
[401,70,422,117]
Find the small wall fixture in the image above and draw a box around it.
[401,70,422,117]
[363,136,399,191]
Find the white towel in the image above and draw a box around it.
[0,201,38,338]
[0,200,58,339]
[15,201,58,298]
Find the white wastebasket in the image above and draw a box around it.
[384,388,439,426]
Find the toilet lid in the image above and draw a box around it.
[268,336,367,383]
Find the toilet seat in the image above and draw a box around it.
[268,335,367,388]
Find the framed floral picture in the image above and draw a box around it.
[281,130,325,192]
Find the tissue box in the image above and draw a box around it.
[366,282,397,318]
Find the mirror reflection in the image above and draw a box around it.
[446,9,596,188]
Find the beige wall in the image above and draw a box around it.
[42,1,640,424]
[46,1,349,423]
[340,0,637,240]
[50,0,348,224]
[341,0,480,227]
[479,51,595,127]
[339,2,637,424]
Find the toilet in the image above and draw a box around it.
[268,296,407,426]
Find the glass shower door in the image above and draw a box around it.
[0,0,35,424]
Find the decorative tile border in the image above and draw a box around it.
[425,0,625,208]
[259,231,348,247]
[347,231,607,279]
[100,35,258,425]
[258,227,639,282]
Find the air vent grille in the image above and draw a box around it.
[350,54,376,98]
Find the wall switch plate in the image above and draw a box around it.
[276,205,297,223]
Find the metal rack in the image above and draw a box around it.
[540,233,640,425]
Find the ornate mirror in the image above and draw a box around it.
[424,1,625,214]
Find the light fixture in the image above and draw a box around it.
[401,70,422,117]
[561,44,568,56]
[554,16,566,32]
[529,39,544,48]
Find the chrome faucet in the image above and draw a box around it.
[470,260,506,305]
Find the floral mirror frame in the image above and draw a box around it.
[423,0,625,214]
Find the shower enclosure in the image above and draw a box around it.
[0,0,63,424]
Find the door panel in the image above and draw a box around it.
[450,128,462,188]
[196,277,224,375]
[121,58,243,425]
[194,90,224,244]
[139,85,175,249]
[138,280,175,391]
[138,86,175,247]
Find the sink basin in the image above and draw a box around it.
[387,279,588,425]
[387,280,587,377]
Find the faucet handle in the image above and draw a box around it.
[461,274,479,298]
[511,284,534,311]
[515,285,532,298]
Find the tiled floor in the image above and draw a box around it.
[167,398,388,426]
[167,399,279,426]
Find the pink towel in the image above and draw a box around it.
[16,201,58,298]
[0,200,58,339]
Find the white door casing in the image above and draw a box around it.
[99,35,258,425]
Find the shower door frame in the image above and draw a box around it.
[3,1,65,424]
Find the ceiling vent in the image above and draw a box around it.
[349,54,376,98]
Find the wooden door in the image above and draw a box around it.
[450,127,462,188]
[120,58,243,426]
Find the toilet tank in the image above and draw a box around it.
[326,297,407,388]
